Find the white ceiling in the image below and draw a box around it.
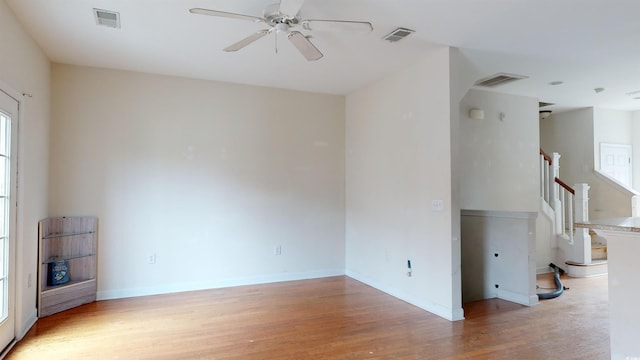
[7,0,640,112]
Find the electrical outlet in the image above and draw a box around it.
[147,253,157,264]
[274,245,282,255]
[431,200,444,212]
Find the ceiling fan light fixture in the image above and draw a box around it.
[275,23,290,32]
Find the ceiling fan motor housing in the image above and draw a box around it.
[264,3,300,27]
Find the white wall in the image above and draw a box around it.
[535,204,555,273]
[593,108,632,172]
[50,64,346,299]
[0,0,50,338]
[541,108,632,220]
[459,89,539,212]
[458,89,543,281]
[633,111,640,191]
[540,108,594,184]
[345,46,463,321]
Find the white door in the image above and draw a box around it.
[0,89,17,350]
[600,143,632,188]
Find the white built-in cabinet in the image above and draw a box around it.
[37,216,98,317]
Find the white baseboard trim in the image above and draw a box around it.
[345,270,464,322]
[537,266,553,274]
[16,308,37,340]
[566,262,608,278]
[498,289,538,306]
[97,269,345,301]
[0,339,17,360]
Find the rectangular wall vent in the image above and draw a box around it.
[474,73,528,88]
[383,28,415,42]
[94,9,121,29]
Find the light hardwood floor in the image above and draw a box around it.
[7,274,608,359]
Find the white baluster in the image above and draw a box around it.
[544,159,550,203]
[540,155,545,200]
[559,189,566,237]
[551,153,562,234]
[568,192,574,243]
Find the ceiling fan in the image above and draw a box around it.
[189,0,373,61]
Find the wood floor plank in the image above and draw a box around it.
[7,274,609,359]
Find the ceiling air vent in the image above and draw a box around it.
[94,9,121,29]
[474,73,528,88]
[383,28,415,42]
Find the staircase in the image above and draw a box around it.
[565,230,608,277]
[591,233,607,260]
[539,149,607,277]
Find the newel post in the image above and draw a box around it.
[573,183,591,264]
[574,183,590,223]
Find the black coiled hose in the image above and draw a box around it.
[537,263,565,300]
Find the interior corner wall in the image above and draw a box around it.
[448,47,485,319]
[458,89,539,303]
[459,89,539,212]
[540,108,595,184]
[50,64,346,299]
[0,0,51,338]
[345,46,459,320]
[540,108,631,219]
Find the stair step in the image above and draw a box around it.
[591,242,607,260]
[566,260,608,277]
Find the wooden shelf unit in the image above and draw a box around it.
[38,216,98,317]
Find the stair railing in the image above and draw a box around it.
[540,148,592,264]
[555,177,575,242]
[540,149,552,204]
[539,149,561,208]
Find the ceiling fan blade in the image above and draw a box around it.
[189,8,264,23]
[302,20,373,33]
[224,30,270,52]
[279,0,305,18]
[288,31,323,61]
